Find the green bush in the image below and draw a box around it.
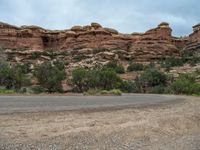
[15,63,31,74]
[140,68,167,87]
[30,52,41,59]
[72,67,122,92]
[118,81,138,93]
[105,62,118,69]
[86,69,101,89]
[0,61,30,90]
[127,63,144,72]
[0,62,15,89]
[133,68,168,93]
[149,85,166,94]
[115,65,125,74]
[170,73,200,95]
[34,61,66,93]
[99,68,122,90]
[188,56,200,66]
[72,68,89,92]
[31,86,46,94]
[161,57,185,68]
[53,60,66,71]
[104,62,125,74]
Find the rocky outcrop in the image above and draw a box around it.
[130,22,180,61]
[0,21,200,67]
[183,23,200,56]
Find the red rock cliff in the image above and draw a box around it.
[0,21,199,62]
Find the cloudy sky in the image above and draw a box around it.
[0,0,199,36]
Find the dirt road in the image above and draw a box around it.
[0,95,199,150]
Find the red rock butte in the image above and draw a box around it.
[0,21,200,62]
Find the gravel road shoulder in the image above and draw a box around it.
[0,96,200,150]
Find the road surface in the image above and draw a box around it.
[0,94,184,114]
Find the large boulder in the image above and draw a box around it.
[91,22,102,29]
[71,26,85,32]
[104,28,119,34]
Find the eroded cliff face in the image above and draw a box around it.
[0,21,199,68]
[183,24,200,56]
[0,22,131,51]
[130,22,180,61]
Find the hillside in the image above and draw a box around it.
[1,21,200,94]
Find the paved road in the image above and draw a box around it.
[0,94,184,114]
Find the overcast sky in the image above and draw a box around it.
[0,0,199,36]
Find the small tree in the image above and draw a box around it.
[0,61,30,90]
[72,68,88,92]
[99,68,122,90]
[0,62,15,89]
[86,69,101,89]
[135,68,168,93]
[140,68,167,87]
[34,62,66,93]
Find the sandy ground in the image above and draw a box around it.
[0,96,200,150]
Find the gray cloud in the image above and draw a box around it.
[0,0,199,36]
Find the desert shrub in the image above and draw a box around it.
[86,69,101,89]
[145,62,156,70]
[127,63,144,72]
[72,67,122,92]
[105,61,118,69]
[133,68,168,93]
[170,80,200,95]
[13,68,31,91]
[72,68,89,92]
[99,68,122,90]
[188,56,200,66]
[31,52,41,59]
[99,89,122,96]
[104,62,125,74]
[170,73,200,95]
[0,61,30,90]
[118,80,138,93]
[31,86,46,94]
[0,62,15,89]
[53,60,66,70]
[34,61,66,93]
[84,89,122,96]
[15,63,31,74]
[161,57,185,68]
[140,68,167,87]
[84,89,101,95]
[115,65,125,74]
[149,85,166,94]
[105,89,122,96]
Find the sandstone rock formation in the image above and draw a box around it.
[183,23,200,56]
[130,22,179,61]
[0,21,200,69]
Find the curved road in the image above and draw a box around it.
[0,94,184,114]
